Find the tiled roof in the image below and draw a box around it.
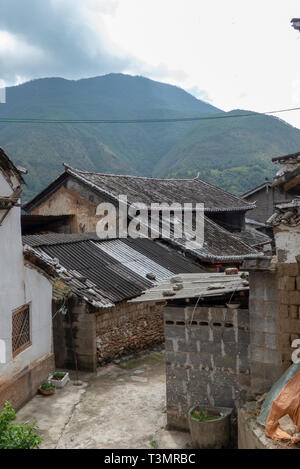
[0,147,25,188]
[63,165,253,212]
[23,163,253,213]
[165,216,261,261]
[242,181,272,199]
[272,151,300,163]
[267,199,300,227]
[23,233,204,307]
[234,230,271,248]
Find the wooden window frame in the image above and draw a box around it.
[12,304,31,358]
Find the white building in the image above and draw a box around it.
[0,148,54,410]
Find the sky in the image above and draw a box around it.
[0,0,300,127]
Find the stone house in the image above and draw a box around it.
[22,164,263,268]
[240,151,300,396]
[0,148,54,410]
[23,233,204,371]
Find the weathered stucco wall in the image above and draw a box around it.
[0,172,54,408]
[274,224,300,263]
[164,305,250,431]
[30,184,96,233]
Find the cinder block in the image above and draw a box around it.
[289,291,300,305]
[289,305,298,319]
[279,304,289,318]
[278,291,290,305]
[282,263,299,277]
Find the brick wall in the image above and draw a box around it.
[0,354,54,411]
[248,263,300,395]
[164,305,250,431]
[95,300,165,365]
[248,270,281,394]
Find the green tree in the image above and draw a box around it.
[0,401,41,449]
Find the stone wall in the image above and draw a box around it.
[95,300,165,365]
[164,305,250,431]
[53,297,165,371]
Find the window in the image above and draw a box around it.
[12,305,31,357]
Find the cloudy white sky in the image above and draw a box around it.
[0,0,300,127]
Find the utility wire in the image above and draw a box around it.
[0,106,299,124]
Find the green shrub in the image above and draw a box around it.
[0,401,41,449]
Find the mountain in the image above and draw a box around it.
[154,110,300,194]
[0,73,300,200]
[0,74,221,200]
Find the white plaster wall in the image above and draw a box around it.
[275,224,300,263]
[0,173,52,380]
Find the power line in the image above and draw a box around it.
[0,106,299,124]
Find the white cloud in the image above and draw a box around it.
[0,0,300,127]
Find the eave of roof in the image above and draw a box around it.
[22,172,68,211]
[272,151,300,164]
[0,148,25,187]
[242,181,272,199]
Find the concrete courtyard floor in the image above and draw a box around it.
[16,351,191,449]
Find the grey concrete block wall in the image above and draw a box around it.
[164,305,250,431]
[52,298,97,372]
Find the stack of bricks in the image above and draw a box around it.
[248,270,281,394]
[277,261,300,370]
[249,261,300,395]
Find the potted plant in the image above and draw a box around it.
[49,371,70,389]
[38,382,55,396]
[188,406,232,449]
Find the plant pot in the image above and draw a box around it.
[49,372,70,389]
[188,406,232,449]
[38,386,55,396]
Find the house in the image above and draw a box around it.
[272,150,300,194]
[23,233,205,371]
[242,150,300,226]
[0,148,55,410]
[237,151,300,447]
[22,164,262,267]
[242,180,288,225]
[130,272,250,431]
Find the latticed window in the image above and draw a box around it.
[12,305,31,357]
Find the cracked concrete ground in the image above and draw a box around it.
[16,351,191,449]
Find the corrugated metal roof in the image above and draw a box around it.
[129,272,249,303]
[92,240,174,282]
[23,234,204,305]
